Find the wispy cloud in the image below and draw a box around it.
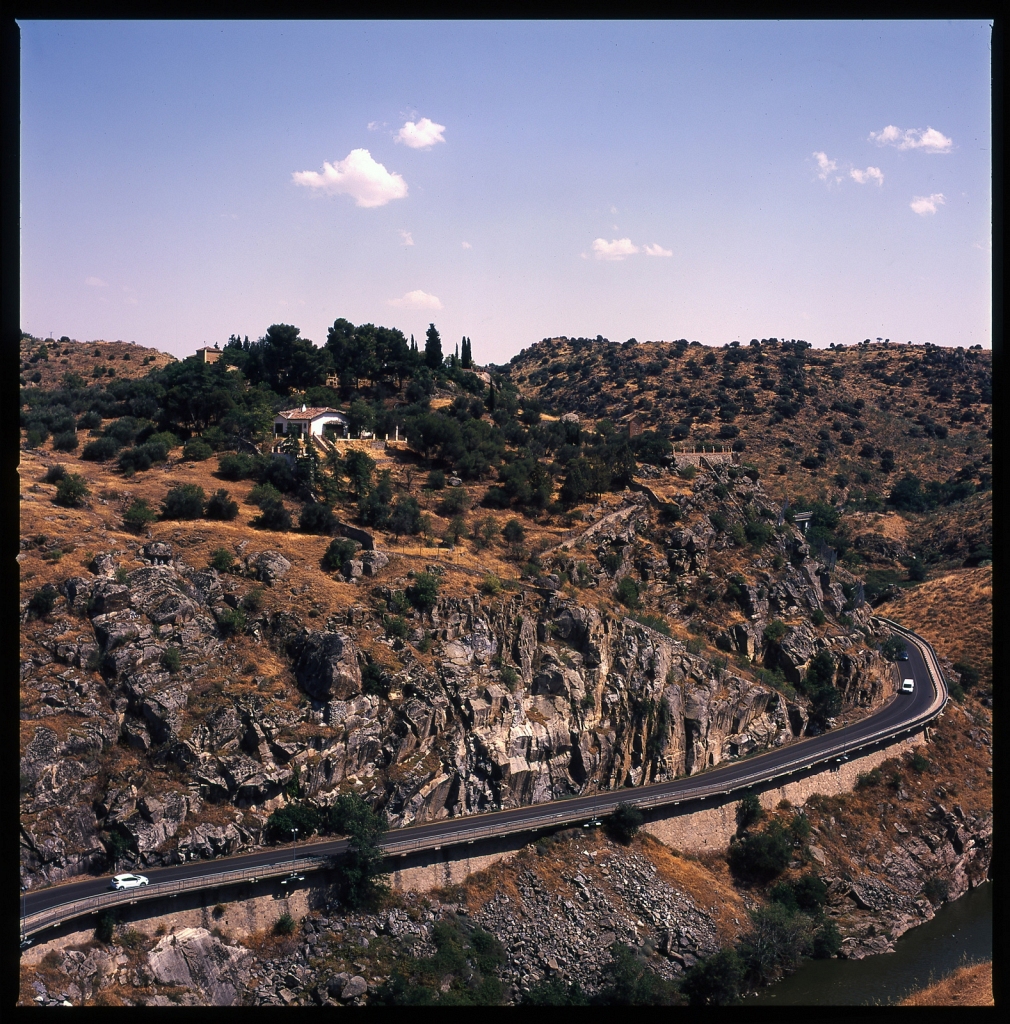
[644,243,673,257]
[395,117,446,149]
[366,121,386,131]
[85,276,108,287]
[461,241,472,249]
[592,238,640,260]
[910,193,945,216]
[869,125,953,152]
[812,151,840,182]
[388,289,443,310]
[399,229,414,246]
[850,166,884,186]
[292,149,407,207]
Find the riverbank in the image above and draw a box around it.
[901,961,992,1006]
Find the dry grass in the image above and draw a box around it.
[900,961,992,1006]
[878,565,992,688]
[20,336,175,389]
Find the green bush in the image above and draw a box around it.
[161,647,182,673]
[738,903,814,985]
[481,574,502,596]
[215,606,247,637]
[182,437,213,461]
[427,468,446,490]
[252,497,291,531]
[728,821,792,883]
[909,751,930,773]
[241,588,265,613]
[274,913,296,936]
[384,615,409,639]
[361,662,389,697]
[161,484,205,520]
[408,572,439,612]
[521,978,590,1005]
[54,472,90,508]
[500,665,518,687]
[95,910,120,944]
[593,942,683,1005]
[248,482,283,508]
[52,430,79,451]
[25,427,48,448]
[616,576,640,609]
[42,463,67,484]
[812,919,842,959]
[502,518,525,546]
[204,488,239,521]
[209,547,235,572]
[439,486,471,516]
[326,792,389,910]
[763,619,788,644]
[735,793,764,835]
[266,801,324,842]
[606,803,644,845]
[922,876,949,905]
[123,498,157,532]
[679,947,744,1006]
[217,452,260,480]
[811,608,826,626]
[744,520,774,550]
[322,537,357,572]
[299,501,337,534]
[28,584,58,619]
[82,436,121,461]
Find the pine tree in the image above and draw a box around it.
[424,323,442,369]
[488,380,496,411]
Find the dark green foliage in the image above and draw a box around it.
[361,661,389,697]
[182,437,214,461]
[247,481,282,508]
[327,792,389,910]
[922,876,949,905]
[77,410,102,430]
[389,495,422,536]
[592,943,683,1005]
[384,615,409,639]
[679,947,744,1006]
[52,430,79,451]
[909,751,930,773]
[881,635,907,661]
[42,463,67,483]
[28,584,58,619]
[888,472,978,512]
[161,484,205,520]
[770,874,826,914]
[522,978,590,1005]
[358,469,394,527]
[812,919,842,958]
[161,647,182,673]
[408,572,439,611]
[616,575,640,608]
[905,557,927,582]
[214,606,247,637]
[799,650,840,728]
[763,619,788,644]
[438,486,470,516]
[738,903,814,985]
[205,488,239,521]
[299,501,337,534]
[811,608,826,626]
[744,520,774,550]
[209,547,235,572]
[427,468,445,490]
[952,661,979,690]
[95,910,120,944]
[266,801,324,841]
[322,537,357,571]
[606,803,644,845]
[217,452,260,480]
[241,588,265,613]
[54,472,90,508]
[502,518,525,546]
[82,436,122,461]
[424,322,443,370]
[728,821,792,883]
[736,793,764,835]
[252,497,291,531]
[274,912,296,935]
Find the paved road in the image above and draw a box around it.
[23,625,940,921]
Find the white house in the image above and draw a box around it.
[273,405,350,439]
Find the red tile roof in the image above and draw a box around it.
[276,407,346,420]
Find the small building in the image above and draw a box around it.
[627,416,645,438]
[196,345,222,364]
[273,405,350,439]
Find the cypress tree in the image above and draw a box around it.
[424,323,442,369]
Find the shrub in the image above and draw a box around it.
[161,484,205,520]
[322,537,357,572]
[735,792,763,835]
[922,876,949,905]
[210,547,235,571]
[43,463,67,483]
[182,437,213,461]
[217,452,259,480]
[679,947,744,1006]
[502,518,525,546]
[744,520,774,550]
[95,910,119,944]
[205,489,239,521]
[299,501,337,534]
[439,486,471,516]
[594,942,683,1005]
[362,662,389,697]
[241,588,265,613]
[909,751,930,773]
[763,619,788,644]
[123,498,157,532]
[728,821,792,883]
[384,615,409,639]
[253,497,291,531]
[811,608,826,626]
[52,430,79,451]
[606,803,644,845]
[161,647,182,673]
[427,468,446,490]
[266,801,324,841]
[481,574,502,596]
[389,495,422,537]
[500,665,518,687]
[952,661,979,690]
[248,482,282,507]
[81,436,121,462]
[812,919,842,959]
[215,606,247,637]
[28,584,58,619]
[54,472,90,508]
[616,576,640,609]
[274,913,296,936]
[77,410,102,430]
[408,572,439,612]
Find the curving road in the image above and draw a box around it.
[22,618,946,933]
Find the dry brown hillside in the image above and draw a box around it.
[20,335,176,389]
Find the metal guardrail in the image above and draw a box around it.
[22,620,946,939]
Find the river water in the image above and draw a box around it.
[744,882,992,1006]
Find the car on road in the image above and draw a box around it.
[901,678,915,694]
[897,650,909,661]
[110,873,149,890]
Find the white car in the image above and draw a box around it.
[901,678,915,694]
[110,873,149,890]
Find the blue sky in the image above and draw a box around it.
[19,20,991,362]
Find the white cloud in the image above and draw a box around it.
[388,289,443,310]
[367,121,386,131]
[910,193,946,216]
[850,166,884,186]
[292,148,407,208]
[395,117,446,149]
[399,229,414,246]
[85,276,108,287]
[812,151,839,181]
[592,237,640,260]
[461,241,472,249]
[644,243,673,257]
[869,125,953,152]
[610,206,618,214]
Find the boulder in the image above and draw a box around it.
[360,550,389,576]
[342,559,364,579]
[89,552,117,577]
[339,976,367,1000]
[253,550,291,584]
[143,541,173,564]
[291,631,362,702]
[146,927,253,1005]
